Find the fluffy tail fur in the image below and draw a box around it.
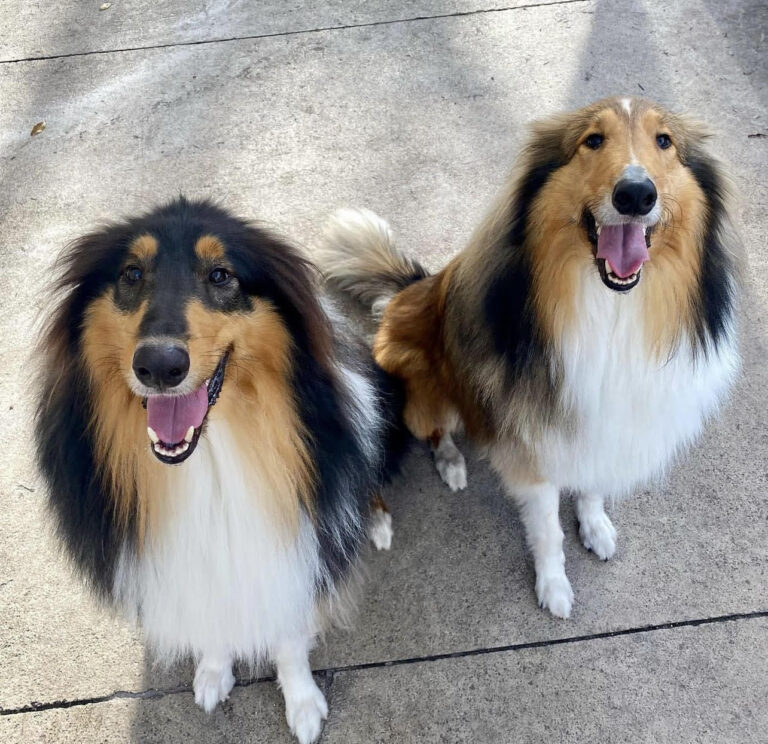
[317,208,428,316]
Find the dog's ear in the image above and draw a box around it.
[504,112,581,248]
[525,99,613,165]
[228,226,335,369]
[665,113,739,352]
[36,227,134,599]
[525,112,575,165]
[664,112,713,165]
[43,224,134,366]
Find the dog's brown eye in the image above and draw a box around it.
[209,268,231,286]
[584,133,604,150]
[123,265,142,284]
[656,133,672,150]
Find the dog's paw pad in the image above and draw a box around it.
[579,512,617,561]
[286,686,328,744]
[369,509,393,551]
[193,665,235,713]
[536,573,574,619]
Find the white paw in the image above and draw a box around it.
[579,511,617,560]
[369,509,393,551]
[285,683,328,744]
[536,571,574,619]
[193,663,235,713]
[435,452,467,491]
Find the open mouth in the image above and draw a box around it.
[143,351,229,465]
[583,210,652,293]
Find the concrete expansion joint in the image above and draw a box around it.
[0,0,590,66]
[3,610,765,718]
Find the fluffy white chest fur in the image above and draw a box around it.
[537,271,739,497]
[115,420,321,663]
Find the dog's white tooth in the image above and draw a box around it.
[147,427,159,444]
[596,225,602,236]
[153,443,163,453]
[185,426,194,443]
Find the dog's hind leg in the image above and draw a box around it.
[369,492,394,550]
[429,429,467,492]
[575,492,617,560]
[193,651,236,713]
[275,635,328,744]
[505,480,574,619]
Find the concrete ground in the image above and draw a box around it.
[1,1,766,742]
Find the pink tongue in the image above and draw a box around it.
[146,385,209,444]
[596,223,649,279]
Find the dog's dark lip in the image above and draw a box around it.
[144,350,230,465]
[582,209,651,293]
[151,425,203,465]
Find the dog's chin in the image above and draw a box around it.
[143,351,230,466]
[582,209,652,293]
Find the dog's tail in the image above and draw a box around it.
[317,208,429,317]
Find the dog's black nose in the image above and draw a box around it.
[132,344,190,390]
[612,178,657,216]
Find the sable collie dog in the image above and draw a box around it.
[35,198,407,743]
[319,97,740,619]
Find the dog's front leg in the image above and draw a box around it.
[575,491,617,560]
[429,429,467,491]
[275,635,328,744]
[193,651,236,712]
[506,481,574,619]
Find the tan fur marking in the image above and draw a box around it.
[186,300,314,532]
[194,235,226,263]
[374,263,491,442]
[129,234,158,262]
[370,492,389,514]
[81,295,155,540]
[427,429,443,449]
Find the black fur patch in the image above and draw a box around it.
[293,354,409,585]
[683,147,736,353]
[485,160,561,374]
[367,268,430,293]
[36,362,130,599]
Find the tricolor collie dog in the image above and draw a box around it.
[319,97,740,619]
[35,198,408,743]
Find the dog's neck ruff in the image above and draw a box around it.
[114,418,322,662]
[533,269,738,496]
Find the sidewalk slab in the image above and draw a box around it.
[0,0,765,719]
[3,618,764,743]
[324,618,768,743]
[3,0,561,62]
[0,681,296,743]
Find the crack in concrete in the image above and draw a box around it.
[2,609,765,717]
[0,0,589,66]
